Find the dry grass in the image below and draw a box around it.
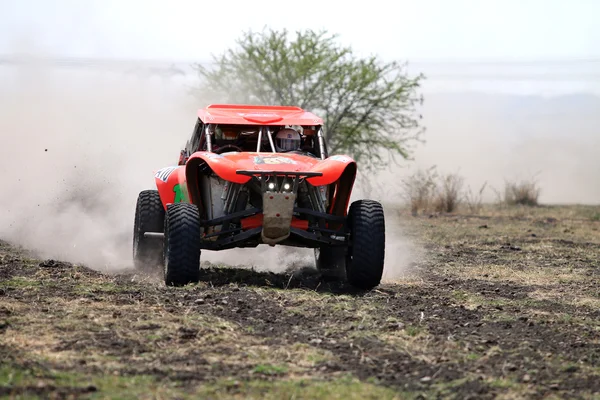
[399,166,438,215]
[399,166,465,214]
[432,172,464,213]
[399,167,543,215]
[2,204,600,399]
[493,177,542,207]
[464,182,488,214]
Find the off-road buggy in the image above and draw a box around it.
[133,104,385,290]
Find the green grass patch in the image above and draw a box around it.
[452,290,469,301]
[73,282,130,295]
[198,376,412,400]
[404,325,424,337]
[488,378,520,389]
[252,364,288,376]
[0,363,185,399]
[0,277,41,289]
[0,363,417,400]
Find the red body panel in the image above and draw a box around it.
[186,152,252,185]
[198,104,324,126]
[154,166,189,209]
[153,152,357,219]
[304,155,356,186]
[186,151,355,187]
[241,214,309,231]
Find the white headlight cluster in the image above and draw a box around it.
[265,179,293,192]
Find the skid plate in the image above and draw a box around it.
[261,191,296,244]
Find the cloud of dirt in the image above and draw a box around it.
[201,246,315,274]
[0,58,329,275]
[2,54,596,279]
[0,52,421,277]
[0,61,196,270]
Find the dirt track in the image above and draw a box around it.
[1,205,600,399]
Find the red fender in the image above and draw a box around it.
[184,151,355,187]
[324,161,357,218]
[180,151,357,217]
[306,155,357,186]
[186,152,252,184]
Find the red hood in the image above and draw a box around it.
[186,151,355,186]
[221,152,320,172]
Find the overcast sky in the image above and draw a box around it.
[1,0,598,60]
[1,0,598,94]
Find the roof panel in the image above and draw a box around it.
[197,104,323,126]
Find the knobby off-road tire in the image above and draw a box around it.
[133,190,165,271]
[163,202,201,286]
[345,199,385,290]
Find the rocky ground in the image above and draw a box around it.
[1,204,599,399]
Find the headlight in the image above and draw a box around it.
[268,182,276,190]
[283,183,291,191]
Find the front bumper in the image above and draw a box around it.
[199,169,347,250]
[198,207,347,250]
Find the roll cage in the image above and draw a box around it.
[179,119,329,165]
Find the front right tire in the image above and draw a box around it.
[345,199,385,290]
[133,190,165,271]
[163,202,201,286]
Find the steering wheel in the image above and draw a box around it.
[214,145,243,154]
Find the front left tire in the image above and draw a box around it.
[163,202,201,286]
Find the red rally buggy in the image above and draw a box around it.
[133,104,386,290]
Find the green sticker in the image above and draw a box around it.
[173,184,183,203]
[173,184,187,203]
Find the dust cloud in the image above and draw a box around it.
[1,58,596,278]
[0,60,346,274]
[0,55,423,277]
[0,61,196,270]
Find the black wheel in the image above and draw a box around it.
[314,246,346,280]
[345,199,385,290]
[163,202,201,286]
[133,190,165,271]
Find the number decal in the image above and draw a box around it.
[155,166,177,182]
